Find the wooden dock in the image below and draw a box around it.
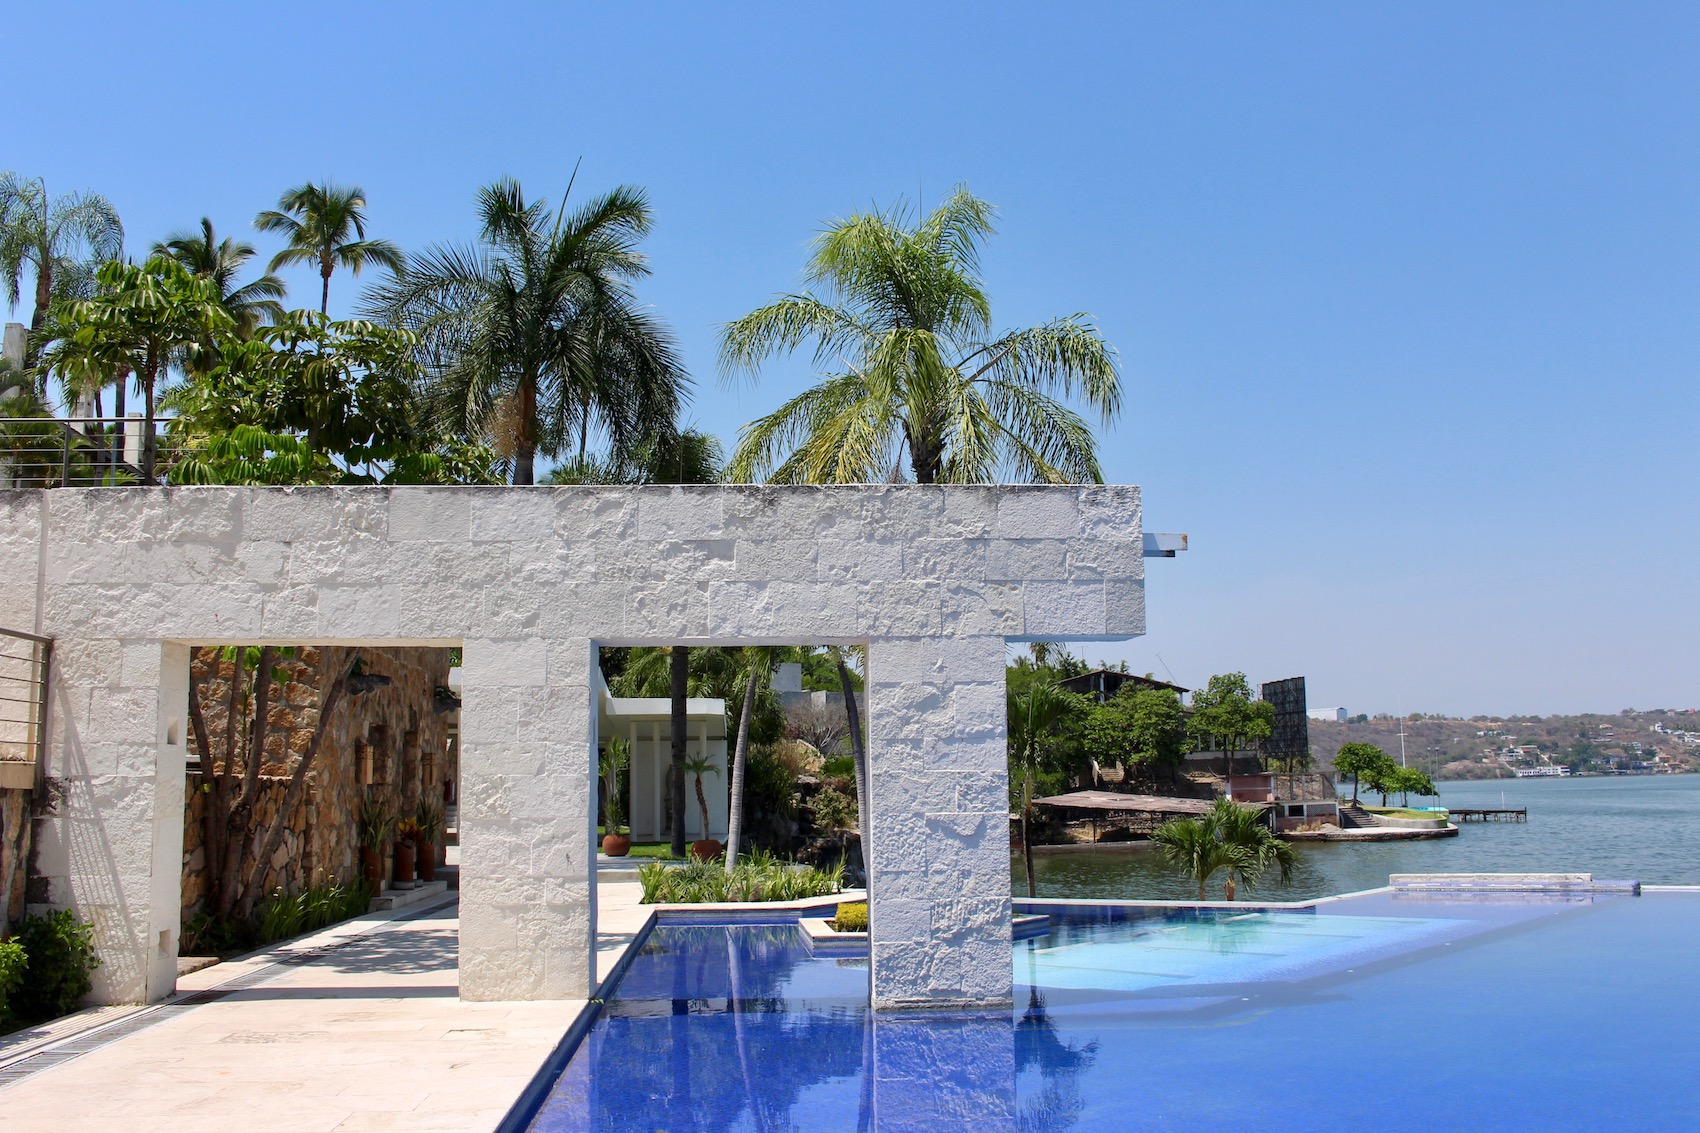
[1450,807,1527,823]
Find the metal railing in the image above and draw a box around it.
[0,416,192,488]
[0,627,50,790]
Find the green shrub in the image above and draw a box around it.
[9,910,100,1024]
[821,754,857,779]
[745,745,799,821]
[810,786,857,831]
[0,938,26,1030]
[831,901,868,932]
[639,848,845,905]
[254,877,373,945]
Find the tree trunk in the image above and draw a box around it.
[512,374,539,485]
[28,256,51,361]
[1225,876,1237,901]
[834,649,870,873]
[1021,768,1037,899]
[141,346,159,483]
[724,666,759,873]
[234,654,360,921]
[669,647,689,859]
[694,775,710,844]
[216,647,276,917]
[319,259,332,316]
[111,376,127,473]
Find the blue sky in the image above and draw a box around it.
[7,3,1698,715]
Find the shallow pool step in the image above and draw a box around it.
[1390,873,1640,895]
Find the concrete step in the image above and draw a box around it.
[368,880,449,912]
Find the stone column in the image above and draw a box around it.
[864,634,1012,1011]
[457,636,597,1001]
[146,642,190,1001]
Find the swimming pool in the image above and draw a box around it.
[519,889,1700,1131]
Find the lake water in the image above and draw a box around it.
[1012,773,1700,901]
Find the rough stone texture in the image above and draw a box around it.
[181,644,454,928]
[3,484,1144,1008]
[1,786,29,927]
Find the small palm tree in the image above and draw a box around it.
[719,185,1120,484]
[1209,797,1295,901]
[154,218,286,336]
[681,752,720,850]
[256,182,403,315]
[1153,817,1248,902]
[1008,678,1083,898]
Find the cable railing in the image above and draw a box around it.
[0,416,196,488]
[0,627,50,790]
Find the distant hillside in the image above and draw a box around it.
[1309,709,1700,780]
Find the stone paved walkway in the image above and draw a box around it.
[0,883,654,1133]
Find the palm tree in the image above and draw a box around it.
[681,752,720,852]
[1152,817,1247,902]
[719,185,1120,484]
[1153,798,1296,901]
[722,647,771,872]
[154,218,287,336]
[669,646,691,858]
[256,182,403,315]
[1008,677,1082,897]
[365,178,686,485]
[0,172,123,366]
[1209,797,1296,901]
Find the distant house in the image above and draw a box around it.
[1307,706,1347,722]
[1057,668,1188,703]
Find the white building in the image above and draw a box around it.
[1307,706,1347,722]
[596,667,728,842]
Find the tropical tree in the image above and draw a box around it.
[1186,672,1275,783]
[545,427,722,486]
[669,646,691,857]
[1154,798,1295,901]
[1081,684,1188,784]
[599,736,630,836]
[719,185,1121,484]
[1332,742,1393,805]
[365,178,685,485]
[0,172,123,363]
[829,645,870,862]
[723,647,778,872]
[154,218,287,335]
[1208,796,1296,900]
[682,752,720,851]
[1371,763,1438,808]
[1152,816,1246,902]
[256,182,403,315]
[40,257,232,480]
[1009,677,1085,898]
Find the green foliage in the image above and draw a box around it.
[415,797,444,846]
[1082,685,1187,774]
[0,938,26,1030]
[820,753,857,780]
[744,744,800,823]
[7,910,101,1024]
[831,901,868,932]
[1187,673,1275,769]
[1007,668,1089,784]
[357,799,394,853]
[256,181,404,314]
[599,736,630,835]
[810,786,857,831]
[1333,742,1394,803]
[720,186,1121,485]
[364,177,684,485]
[637,848,845,904]
[253,878,374,945]
[1153,798,1296,901]
[180,911,238,956]
[154,217,287,336]
[0,171,124,360]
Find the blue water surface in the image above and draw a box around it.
[524,891,1700,1132]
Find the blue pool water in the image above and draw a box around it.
[523,891,1700,1132]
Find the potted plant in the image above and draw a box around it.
[600,737,631,857]
[393,819,419,889]
[684,753,723,860]
[358,799,392,891]
[415,798,443,883]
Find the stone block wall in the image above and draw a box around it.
[182,644,454,926]
[3,484,1147,1009]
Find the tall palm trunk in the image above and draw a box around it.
[514,376,539,485]
[1021,764,1037,898]
[669,646,689,858]
[724,666,759,873]
[140,345,160,483]
[319,255,333,316]
[834,649,870,873]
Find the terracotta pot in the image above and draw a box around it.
[393,841,416,886]
[415,839,436,882]
[691,838,723,861]
[601,834,631,857]
[361,848,384,888]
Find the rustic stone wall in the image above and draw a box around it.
[2,786,28,927]
[182,644,455,926]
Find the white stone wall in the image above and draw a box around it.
[0,484,1143,1008]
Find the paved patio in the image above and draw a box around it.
[0,874,653,1133]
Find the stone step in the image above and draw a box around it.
[368,879,449,912]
